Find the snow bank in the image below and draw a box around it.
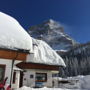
[80,75,90,89]
[0,12,32,50]
[27,38,65,66]
[68,75,90,89]
[59,75,90,89]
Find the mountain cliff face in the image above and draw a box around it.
[28,19,77,50]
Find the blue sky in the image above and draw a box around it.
[0,0,90,43]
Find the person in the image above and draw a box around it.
[5,85,11,90]
[0,77,11,90]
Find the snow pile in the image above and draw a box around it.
[57,75,90,89]
[27,38,65,66]
[0,12,32,50]
[80,75,90,89]
[68,75,90,89]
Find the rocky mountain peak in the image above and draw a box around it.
[44,19,55,24]
[42,19,64,32]
[28,19,77,50]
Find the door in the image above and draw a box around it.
[13,71,16,84]
[19,71,23,87]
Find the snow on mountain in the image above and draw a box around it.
[0,12,32,50]
[67,42,90,56]
[28,19,77,50]
[27,38,66,66]
[57,42,90,77]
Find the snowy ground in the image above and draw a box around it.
[17,75,90,90]
[17,86,75,90]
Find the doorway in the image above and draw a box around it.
[19,71,23,87]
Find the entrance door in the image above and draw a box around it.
[13,70,22,88]
[19,71,23,87]
[13,71,16,84]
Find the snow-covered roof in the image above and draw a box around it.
[27,38,66,67]
[0,12,32,51]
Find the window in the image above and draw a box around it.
[0,65,6,83]
[30,74,34,78]
[36,73,47,82]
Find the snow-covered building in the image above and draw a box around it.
[17,39,66,88]
[0,12,65,89]
[0,12,32,89]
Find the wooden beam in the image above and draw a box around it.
[16,62,59,71]
[0,49,28,61]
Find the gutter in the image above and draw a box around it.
[10,52,18,87]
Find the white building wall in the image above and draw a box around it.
[23,70,35,87]
[23,69,36,87]
[0,59,21,84]
[0,59,12,84]
[12,71,20,89]
[23,69,58,87]
[46,72,52,87]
